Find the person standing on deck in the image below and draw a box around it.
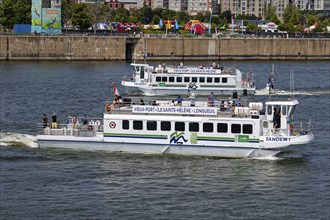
[42,114,48,128]
[51,113,57,129]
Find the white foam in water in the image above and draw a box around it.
[0,133,38,148]
[255,88,330,96]
[252,156,282,161]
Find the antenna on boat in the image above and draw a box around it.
[290,68,295,100]
[268,64,276,101]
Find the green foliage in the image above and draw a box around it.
[220,10,231,23]
[212,16,220,25]
[0,0,31,29]
[283,4,298,23]
[264,4,276,20]
[306,14,319,26]
[152,15,160,24]
[288,9,300,25]
[62,0,72,30]
[72,3,92,30]
[175,11,189,24]
[246,23,257,31]
[161,9,176,20]
[142,29,164,34]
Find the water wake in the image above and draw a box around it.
[255,88,330,96]
[0,132,38,148]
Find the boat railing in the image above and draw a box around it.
[37,121,103,137]
[105,99,255,118]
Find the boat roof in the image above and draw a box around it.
[265,99,299,106]
[131,63,150,67]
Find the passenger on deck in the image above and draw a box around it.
[51,113,57,129]
[140,99,145,105]
[105,102,111,112]
[152,100,157,106]
[189,93,196,107]
[273,108,279,129]
[176,96,183,106]
[73,115,78,129]
[208,92,215,107]
[42,114,48,128]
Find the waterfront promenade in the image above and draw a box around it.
[0,35,329,61]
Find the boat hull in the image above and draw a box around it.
[38,135,280,158]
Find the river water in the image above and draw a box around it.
[0,60,329,219]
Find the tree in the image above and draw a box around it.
[89,3,109,35]
[264,4,276,21]
[161,9,176,20]
[72,3,92,31]
[288,9,300,25]
[175,11,189,24]
[152,14,160,24]
[13,0,31,24]
[61,0,73,33]
[283,4,298,23]
[220,10,231,23]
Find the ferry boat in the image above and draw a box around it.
[37,97,313,158]
[121,63,256,96]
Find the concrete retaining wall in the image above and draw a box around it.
[132,38,330,61]
[0,36,126,60]
[1,36,329,61]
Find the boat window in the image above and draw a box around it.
[177,77,182,82]
[135,66,140,72]
[243,124,253,134]
[217,123,228,133]
[189,122,199,132]
[122,120,129,130]
[207,77,212,83]
[192,77,197,82]
[222,78,228,83]
[267,106,272,115]
[199,77,205,83]
[161,121,171,131]
[156,77,161,82]
[214,78,220,83]
[231,124,241,134]
[162,77,167,82]
[282,106,287,115]
[203,123,213,132]
[175,122,185,131]
[169,77,175,82]
[184,77,190,83]
[147,121,157,130]
[133,120,143,130]
[140,67,144,79]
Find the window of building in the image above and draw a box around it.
[161,121,171,131]
[231,124,241,134]
[147,121,157,130]
[122,120,129,130]
[175,122,185,131]
[217,123,228,133]
[133,120,143,130]
[203,123,213,132]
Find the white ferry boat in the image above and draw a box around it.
[37,97,313,158]
[121,63,256,96]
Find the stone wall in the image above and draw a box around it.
[0,36,126,60]
[132,38,330,61]
[1,36,329,61]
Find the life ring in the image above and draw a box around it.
[109,121,116,129]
